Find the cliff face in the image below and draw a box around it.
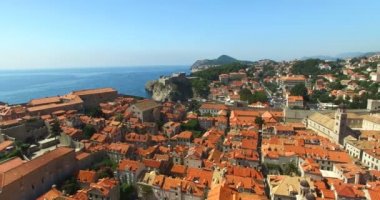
[145,75,193,102]
[146,81,174,101]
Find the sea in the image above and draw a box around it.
[0,66,190,104]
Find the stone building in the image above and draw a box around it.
[199,103,228,116]
[87,178,120,200]
[127,100,161,123]
[0,147,77,200]
[278,75,306,90]
[27,94,84,116]
[72,87,118,109]
[117,159,145,185]
[0,117,48,142]
[267,175,316,200]
[306,107,356,145]
[286,96,304,109]
[362,115,380,131]
[367,99,380,112]
[0,105,26,121]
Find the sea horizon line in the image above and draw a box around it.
[0,64,190,72]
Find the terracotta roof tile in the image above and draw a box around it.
[170,164,187,175]
[77,170,97,184]
[118,159,143,172]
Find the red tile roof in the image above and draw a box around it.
[0,147,73,187]
[174,131,193,139]
[186,167,213,187]
[77,170,97,184]
[89,178,118,197]
[142,159,162,169]
[199,103,228,110]
[107,142,131,154]
[118,159,143,172]
[0,157,24,173]
[170,164,187,175]
[36,187,62,200]
[0,140,14,152]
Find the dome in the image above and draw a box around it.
[300,179,310,188]
[305,193,316,200]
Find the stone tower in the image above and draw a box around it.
[334,104,348,144]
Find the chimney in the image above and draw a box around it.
[354,172,361,185]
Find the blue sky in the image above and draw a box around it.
[0,0,379,69]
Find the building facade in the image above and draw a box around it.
[0,148,77,200]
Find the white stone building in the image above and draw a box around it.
[306,107,352,145]
[361,148,380,170]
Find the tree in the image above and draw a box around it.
[283,162,300,176]
[309,90,334,103]
[261,65,276,77]
[255,117,264,129]
[191,62,248,81]
[239,88,253,102]
[251,91,268,103]
[92,158,118,171]
[239,89,268,104]
[263,81,279,93]
[191,78,210,98]
[0,148,23,162]
[328,82,344,90]
[291,59,322,75]
[83,124,96,139]
[115,113,124,122]
[348,95,368,109]
[51,119,62,143]
[290,84,308,97]
[120,183,137,200]
[139,185,153,200]
[187,100,201,113]
[85,107,104,118]
[19,143,30,155]
[181,119,203,138]
[290,83,309,101]
[263,163,282,174]
[170,77,193,101]
[97,167,114,179]
[334,96,346,105]
[61,177,80,195]
[181,119,201,131]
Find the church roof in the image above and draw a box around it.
[308,112,334,130]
